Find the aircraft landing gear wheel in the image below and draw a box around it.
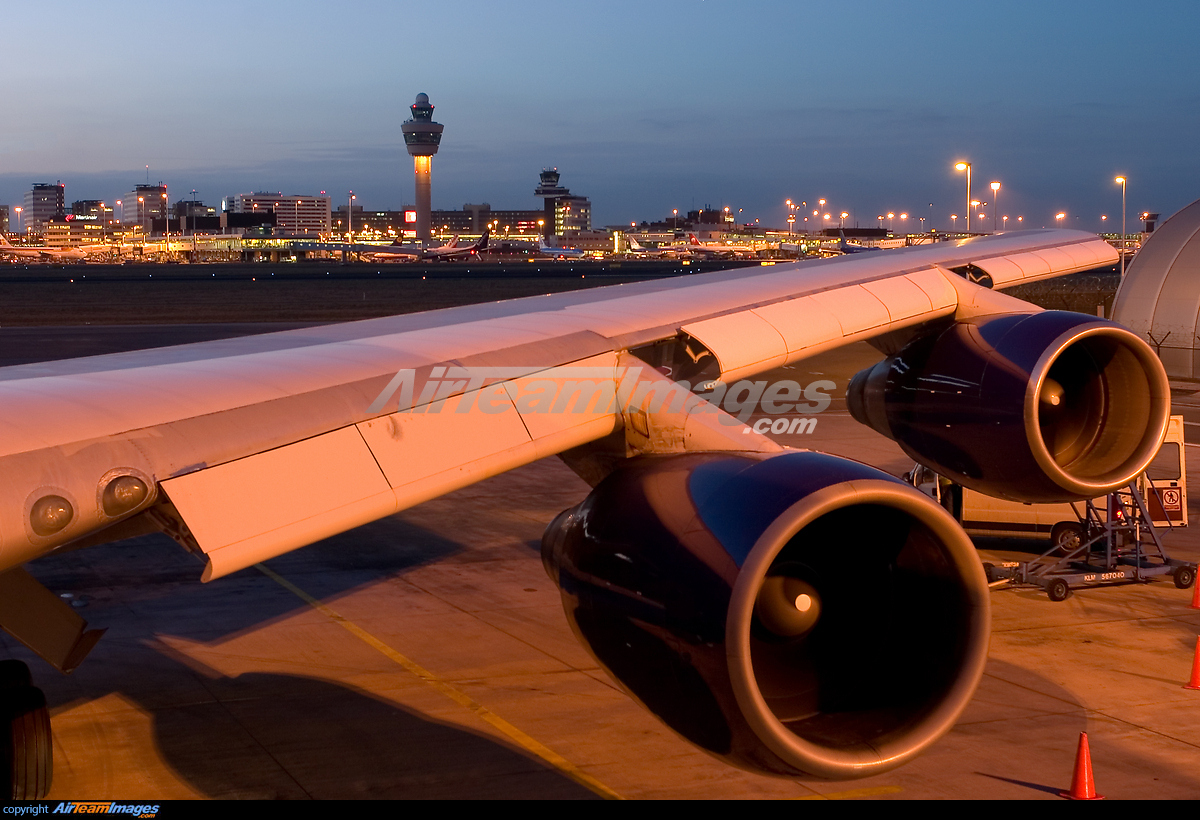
[1175,566,1196,590]
[2,685,53,800]
[1047,579,1072,602]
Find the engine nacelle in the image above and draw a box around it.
[541,451,989,780]
[847,311,1170,502]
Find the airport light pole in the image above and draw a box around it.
[955,162,971,234]
[1115,176,1127,277]
[990,182,1001,231]
[13,206,20,235]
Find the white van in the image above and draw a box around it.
[906,415,1187,549]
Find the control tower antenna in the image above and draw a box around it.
[401,92,444,241]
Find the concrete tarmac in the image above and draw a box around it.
[4,334,1200,800]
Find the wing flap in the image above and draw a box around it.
[752,296,844,355]
[679,313,789,380]
[685,270,963,380]
[807,285,892,335]
[904,268,958,310]
[161,426,396,582]
[971,255,1024,286]
[861,276,935,322]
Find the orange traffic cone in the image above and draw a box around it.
[1190,581,1200,610]
[1060,732,1104,800]
[1185,636,1200,691]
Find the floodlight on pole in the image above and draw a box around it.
[990,182,1001,231]
[955,162,971,234]
[1115,176,1127,277]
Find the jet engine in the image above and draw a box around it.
[541,451,989,780]
[847,311,1170,502]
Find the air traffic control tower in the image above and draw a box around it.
[401,92,443,240]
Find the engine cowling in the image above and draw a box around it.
[541,451,989,780]
[847,311,1170,502]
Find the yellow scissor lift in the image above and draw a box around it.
[984,480,1198,601]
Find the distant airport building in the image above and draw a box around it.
[402,92,443,240]
[325,166,591,241]
[122,185,168,229]
[23,182,65,231]
[534,169,590,238]
[173,200,220,234]
[440,204,543,235]
[0,206,8,235]
[71,200,114,223]
[226,193,331,235]
[44,215,105,247]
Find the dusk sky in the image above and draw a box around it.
[4,0,1199,231]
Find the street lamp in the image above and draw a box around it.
[951,214,958,230]
[1055,212,1066,227]
[13,206,21,235]
[840,212,849,229]
[955,162,971,234]
[673,209,678,230]
[1115,176,1127,277]
[990,182,1001,231]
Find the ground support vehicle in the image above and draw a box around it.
[982,482,1197,601]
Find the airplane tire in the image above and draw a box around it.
[2,686,53,800]
[0,661,32,690]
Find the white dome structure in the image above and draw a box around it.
[1112,198,1200,379]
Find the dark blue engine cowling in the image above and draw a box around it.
[541,450,989,780]
[846,311,1170,502]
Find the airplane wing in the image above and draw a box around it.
[0,228,1168,791]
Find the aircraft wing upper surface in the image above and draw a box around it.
[0,229,1116,583]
